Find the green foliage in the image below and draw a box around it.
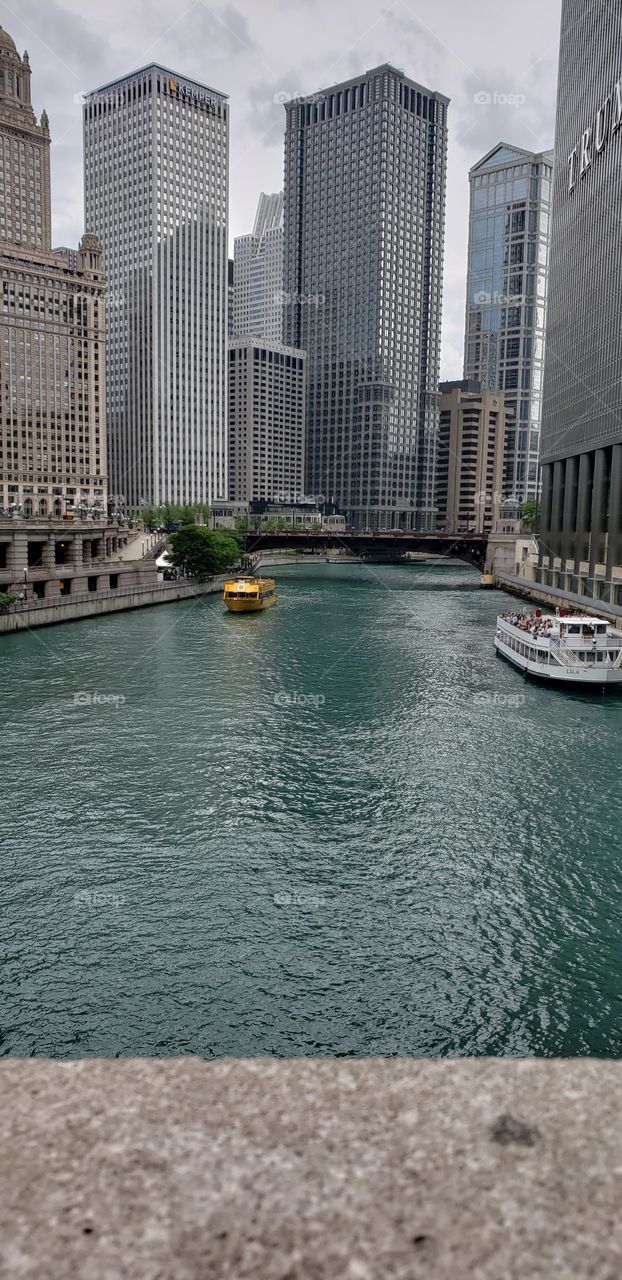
[169,526,242,579]
[260,517,291,531]
[235,516,251,531]
[138,503,211,531]
[0,592,16,612]
[522,500,541,531]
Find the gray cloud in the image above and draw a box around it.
[156,1,259,60]
[457,68,555,158]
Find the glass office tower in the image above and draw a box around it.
[464,143,552,505]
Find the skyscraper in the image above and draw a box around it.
[538,1,622,604]
[228,338,306,505]
[233,192,284,341]
[463,143,553,507]
[283,65,448,530]
[0,25,107,519]
[83,65,229,511]
[436,381,514,534]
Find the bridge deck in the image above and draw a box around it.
[241,531,488,568]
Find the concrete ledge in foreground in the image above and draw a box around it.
[1,1057,620,1279]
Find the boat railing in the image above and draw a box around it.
[550,642,622,669]
[498,618,554,647]
[550,643,588,669]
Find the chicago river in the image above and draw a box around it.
[1,563,621,1059]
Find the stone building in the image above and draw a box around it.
[0,516,156,600]
[436,380,514,534]
[0,25,108,518]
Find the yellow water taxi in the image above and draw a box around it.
[223,576,278,613]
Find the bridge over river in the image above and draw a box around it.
[241,529,489,570]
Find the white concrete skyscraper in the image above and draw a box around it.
[283,65,448,530]
[83,66,229,510]
[233,192,284,342]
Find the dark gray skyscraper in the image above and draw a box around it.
[539,1,622,604]
[283,64,448,530]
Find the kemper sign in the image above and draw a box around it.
[568,78,622,191]
[167,77,219,112]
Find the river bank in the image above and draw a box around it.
[0,576,229,634]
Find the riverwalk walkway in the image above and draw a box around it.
[0,575,228,634]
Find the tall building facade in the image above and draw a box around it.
[233,192,283,341]
[0,26,107,518]
[538,1,622,604]
[228,338,305,504]
[83,65,229,511]
[436,380,514,534]
[464,143,552,506]
[283,64,448,530]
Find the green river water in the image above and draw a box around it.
[1,562,620,1058]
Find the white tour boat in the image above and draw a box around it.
[495,610,622,686]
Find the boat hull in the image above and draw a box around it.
[224,594,278,613]
[494,636,622,685]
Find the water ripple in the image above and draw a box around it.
[1,564,621,1059]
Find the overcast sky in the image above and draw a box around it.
[1,0,562,376]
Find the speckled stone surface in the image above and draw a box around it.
[0,1057,620,1279]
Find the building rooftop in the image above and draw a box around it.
[0,24,17,54]
[285,62,450,106]
[228,336,306,358]
[471,142,554,174]
[85,63,228,101]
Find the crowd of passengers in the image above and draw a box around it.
[499,611,560,638]
[499,611,598,640]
